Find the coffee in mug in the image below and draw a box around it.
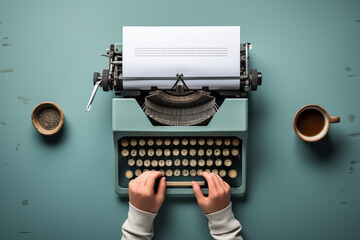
[293,105,340,142]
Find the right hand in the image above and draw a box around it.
[192,172,231,214]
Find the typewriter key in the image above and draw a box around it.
[228,169,238,178]
[224,159,232,167]
[156,138,163,146]
[147,139,154,146]
[128,159,135,166]
[125,170,133,179]
[181,138,189,146]
[223,149,230,157]
[156,149,163,157]
[214,149,221,156]
[190,169,197,176]
[198,159,205,167]
[174,159,181,166]
[165,169,173,177]
[164,138,171,146]
[207,138,214,146]
[219,169,226,177]
[212,169,219,175]
[159,160,165,167]
[136,159,143,167]
[206,149,212,157]
[215,139,223,146]
[139,139,146,146]
[198,138,205,146]
[197,169,204,176]
[121,139,129,147]
[205,169,211,174]
[159,169,165,176]
[231,149,239,156]
[232,138,240,146]
[189,149,196,157]
[198,149,205,157]
[174,169,181,176]
[148,149,155,157]
[182,169,189,176]
[143,169,149,172]
[173,149,180,156]
[139,149,146,157]
[151,160,158,167]
[215,159,222,167]
[130,139,137,147]
[166,159,172,167]
[164,149,171,157]
[135,169,142,177]
[224,138,231,146]
[173,138,180,146]
[144,160,151,167]
[182,159,189,166]
[181,149,188,156]
[130,149,137,157]
[121,149,129,157]
[190,159,197,167]
[190,138,196,146]
[206,159,213,167]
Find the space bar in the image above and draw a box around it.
[166,181,205,186]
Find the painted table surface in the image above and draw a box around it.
[1,0,360,239]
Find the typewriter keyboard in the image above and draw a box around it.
[118,136,242,188]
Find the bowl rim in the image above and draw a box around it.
[31,101,64,135]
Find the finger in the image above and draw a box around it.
[192,181,205,203]
[146,171,163,189]
[201,172,218,194]
[212,173,223,191]
[139,171,150,185]
[156,177,166,199]
[215,173,227,190]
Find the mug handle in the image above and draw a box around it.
[330,116,340,123]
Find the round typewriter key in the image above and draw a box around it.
[190,169,197,176]
[164,149,171,157]
[190,138,196,146]
[232,138,240,146]
[215,159,222,167]
[206,159,213,167]
[189,149,196,157]
[205,169,211,174]
[121,139,129,147]
[182,159,189,166]
[215,139,222,146]
[174,169,181,176]
[198,138,205,146]
[181,138,189,146]
[135,169,142,177]
[212,169,219,175]
[198,149,204,157]
[144,159,151,167]
[125,170,133,179]
[182,169,189,176]
[136,159,143,167]
[173,138,180,146]
[219,169,226,177]
[181,149,188,156]
[224,159,232,167]
[159,160,165,167]
[206,149,212,157]
[139,139,146,146]
[151,160,158,167]
[228,169,238,178]
[147,139,154,146]
[174,159,181,166]
[130,149,137,157]
[197,169,204,176]
[148,149,155,157]
[166,159,172,167]
[121,149,129,157]
[166,169,173,177]
[156,138,163,146]
[224,138,231,146]
[159,169,165,176]
[190,159,197,167]
[198,159,205,167]
[130,139,137,147]
[156,149,163,157]
[206,138,214,146]
[139,149,146,157]
[173,149,179,156]
[128,159,135,166]
[223,149,230,157]
[164,138,171,146]
[143,169,149,172]
[231,149,239,156]
[214,149,221,156]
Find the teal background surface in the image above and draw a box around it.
[1,0,360,239]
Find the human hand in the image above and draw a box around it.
[129,171,166,213]
[192,172,231,214]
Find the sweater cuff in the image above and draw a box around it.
[205,202,242,234]
[127,202,157,233]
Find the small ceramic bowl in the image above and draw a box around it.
[31,101,64,135]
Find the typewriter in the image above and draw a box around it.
[86,27,262,196]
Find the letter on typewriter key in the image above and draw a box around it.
[224,138,231,146]
[181,149,188,156]
[156,149,163,157]
[232,138,240,146]
[198,149,205,157]
[139,139,146,146]
[125,170,133,179]
[190,159,197,167]
[198,159,205,167]
[223,149,230,157]
[206,138,214,146]
[182,169,189,176]
[214,149,221,156]
[151,160,158,167]
[206,159,213,167]
[212,169,218,175]
[121,139,129,147]
[130,139,137,147]
[144,160,151,167]
[164,138,171,146]
[128,159,135,167]
[159,160,165,167]
[198,138,205,146]
[189,149,196,157]
[164,149,171,157]
[190,169,197,176]
[174,159,181,167]
[228,169,238,178]
[121,149,129,157]
[190,138,197,146]
[135,169,142,177]
[148,149,155,157]
[166,169,173,177]
[215,159,222,167]
[166,159,172,167]
[131,149,137,157]
[215,139,223,146]
[136,159,143,167]
[197,169,204,176]
[206,149,213,157]
[139,149,146,157]
[219,169,227,177]
[231,149,239,156]
[174,169,181,176]
[147,139,154,146]
[182,159,189,166]
[224,159,232,167]
[156,138,163,146]
[172,149,180,156]
[181,138,189,146]
[173,138,180,146]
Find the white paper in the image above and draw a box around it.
[122,26,241,90]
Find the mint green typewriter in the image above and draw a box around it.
[86,28,262,196]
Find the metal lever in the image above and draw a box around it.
[86,80,102,112]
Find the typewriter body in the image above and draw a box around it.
[87,27,262,196]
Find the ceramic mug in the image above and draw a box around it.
[293,105,340,142]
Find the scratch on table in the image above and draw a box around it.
[1,69,13,73]
[347,74,357,78]
[347,133,360,137]
[345,67,352,72]
[20,232,32,234]
[356,19,360,22]
[16,144,20,152]
[348,114,355,123]
[2,37,8,41]
[17,96,30,104]
[340,202,348,205]
[22,199,29,206]
[0,121,6,126]
[1,43,10,47]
